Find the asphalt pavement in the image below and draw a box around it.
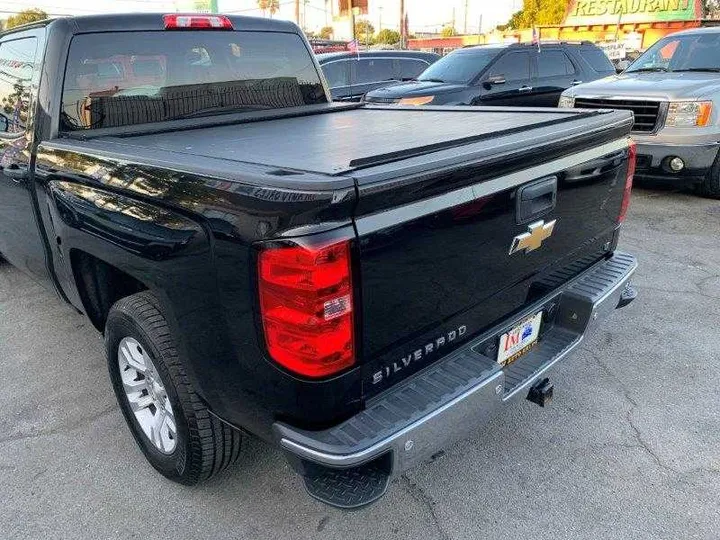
[1,186,718,540]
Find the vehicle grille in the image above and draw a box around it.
[364,96,400,104]
[574,98,663,133]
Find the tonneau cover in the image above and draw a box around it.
[102,106,604,175]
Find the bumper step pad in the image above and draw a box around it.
[302,458,391,509]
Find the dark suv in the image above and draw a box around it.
[317,50,440,102]
[364,42,615,107]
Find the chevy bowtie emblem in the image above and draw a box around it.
[509,219,557,255]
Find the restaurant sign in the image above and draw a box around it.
[565,0,701,25]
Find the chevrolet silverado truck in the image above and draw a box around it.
[0,14,638,508]
[560,27,720,198]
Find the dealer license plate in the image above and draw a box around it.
[497,311,543,366]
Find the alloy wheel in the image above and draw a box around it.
[118,337,177,454]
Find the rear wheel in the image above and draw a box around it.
[105,291,242,484]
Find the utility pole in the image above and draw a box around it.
[452,7,456,31]
[463,0,469,34]
[378,6,382,32]
[349,0,356,40]
[295,0,301,26]
[400,0,406,47]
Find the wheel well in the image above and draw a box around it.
[71,250,148,331]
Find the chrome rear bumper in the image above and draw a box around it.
[274,252,637,508]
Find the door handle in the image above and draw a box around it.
[1,164,29,182]
[571,80,583,86]
[518,85,533,92]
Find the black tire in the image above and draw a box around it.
[697,156,720,199]
[105,291,242,485]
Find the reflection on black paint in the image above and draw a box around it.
[51,181,199,260]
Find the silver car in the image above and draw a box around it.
[559,27,720,198]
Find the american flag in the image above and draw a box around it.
[532,26,540,51]
[347,38,359,54]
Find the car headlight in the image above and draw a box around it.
[558,95,575,108]
[666,101,713,127]
[398,96,434,106]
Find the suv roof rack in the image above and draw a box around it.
[510,40,595,46]
[462,40,596,50]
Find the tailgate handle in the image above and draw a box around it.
[516,176,557,224]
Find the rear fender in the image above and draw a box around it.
[45,179,222,403]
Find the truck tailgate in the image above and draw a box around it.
[351,108,634,397]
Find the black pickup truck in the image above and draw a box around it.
[0,14,638,508]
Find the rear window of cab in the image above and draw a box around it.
[61,30,326,131]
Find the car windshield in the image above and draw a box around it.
[417,49,500,84]
[61,30,326,131]
[626,32,720,73]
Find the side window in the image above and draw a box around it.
[321,61,350,88]
[395,58,429,80]
[537,50,576,77]
[0,37,38,134]
[352,58,394,85]
[487,52,530,83]
[578,47,615,72]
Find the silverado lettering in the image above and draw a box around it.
[372,325,468,385]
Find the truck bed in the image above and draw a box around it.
[85,106,619,177]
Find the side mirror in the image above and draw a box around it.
[487,75,506,85]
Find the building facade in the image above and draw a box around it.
[409,0,705,54]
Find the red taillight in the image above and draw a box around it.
[163,14,233,30]
[258,238,355,378]
[619,139,636,223]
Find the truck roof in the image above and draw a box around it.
[2,13,298,36]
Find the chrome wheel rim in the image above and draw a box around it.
[118,337,177,454]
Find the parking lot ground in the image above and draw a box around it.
[1,187,719,540]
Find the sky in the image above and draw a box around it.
[1,0,520,33]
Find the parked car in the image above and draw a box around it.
[560,27,720,198]
[317,50,439,101]
[0,14,637,509]
[613,50,642,73]
[364,41,615,107]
